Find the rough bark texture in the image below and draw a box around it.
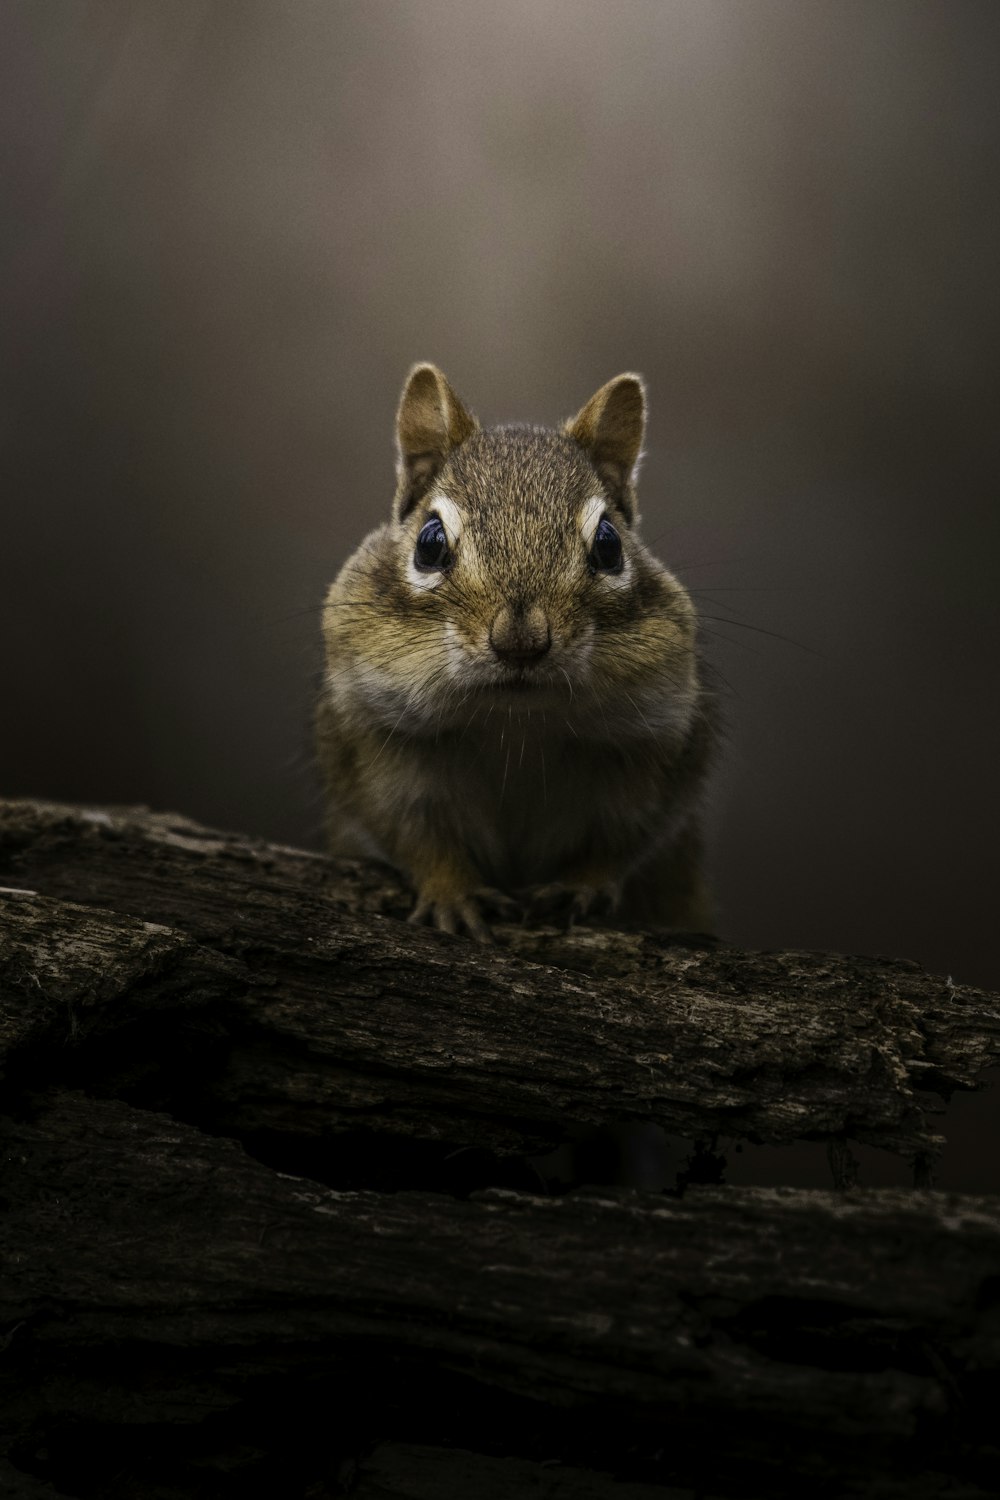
[1,799,998,1498]
[1,800,996,1171]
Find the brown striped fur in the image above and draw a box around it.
[317,366,715,939]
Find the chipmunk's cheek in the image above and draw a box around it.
[557,621,596,678]
[442,621,479,679]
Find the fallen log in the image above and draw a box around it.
[0,799,997,1174]
[3,799,999,1496]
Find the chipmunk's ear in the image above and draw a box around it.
[565,373,646,523]
[394,363,478,521]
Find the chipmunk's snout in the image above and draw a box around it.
[488,603,551,668]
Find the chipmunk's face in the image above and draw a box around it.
[396,429,696,719]
[325,367,699,739]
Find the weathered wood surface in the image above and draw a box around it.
[1,799,997,1169]
[3,798,999,1495]
[2,1091,998,1498]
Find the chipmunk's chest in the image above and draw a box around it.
[435,717,650,886]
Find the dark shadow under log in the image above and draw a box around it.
[3,1091,1000,1498]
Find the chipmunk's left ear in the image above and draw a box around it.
[394,363,478,520]
[565,373,646,523]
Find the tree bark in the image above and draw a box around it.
[1,798,998,1497]
[1,799,996,1171]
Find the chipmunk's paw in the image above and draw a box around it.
[408,885,520,943]
[523,880,622,927]
[474,886,523,923]
[409,893,491,942]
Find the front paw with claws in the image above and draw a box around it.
[522,880,622,928]
[408,886,521,943]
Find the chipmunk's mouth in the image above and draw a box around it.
[472,665,569,701]
[466,677,540,696]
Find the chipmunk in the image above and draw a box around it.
[316,364,715,940]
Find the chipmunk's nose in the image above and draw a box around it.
[489,603,551,667]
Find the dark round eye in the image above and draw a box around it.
[589,516,623,572]
[414,516,451,571]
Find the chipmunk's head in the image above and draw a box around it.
[328,364,699,734]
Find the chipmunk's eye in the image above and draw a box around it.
[414,516,451,571]
[589,516,623,573]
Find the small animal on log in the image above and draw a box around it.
[317,365,715,939]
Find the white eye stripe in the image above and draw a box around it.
[580,496,632,587]
[406,557,447,590]
[578,495,607,547]
[428,495,463,547]
[407,495,461,592]
[601,560,633,589]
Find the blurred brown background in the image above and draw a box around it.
[2,0,999,1006]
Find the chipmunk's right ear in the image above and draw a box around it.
[394,363,478,521]
[565,373,646,523]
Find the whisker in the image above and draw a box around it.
[624,690,655,737]
[539,712,548,808]
[697,615,824,658]
[698,625,765,658]
[501,709,513,803]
